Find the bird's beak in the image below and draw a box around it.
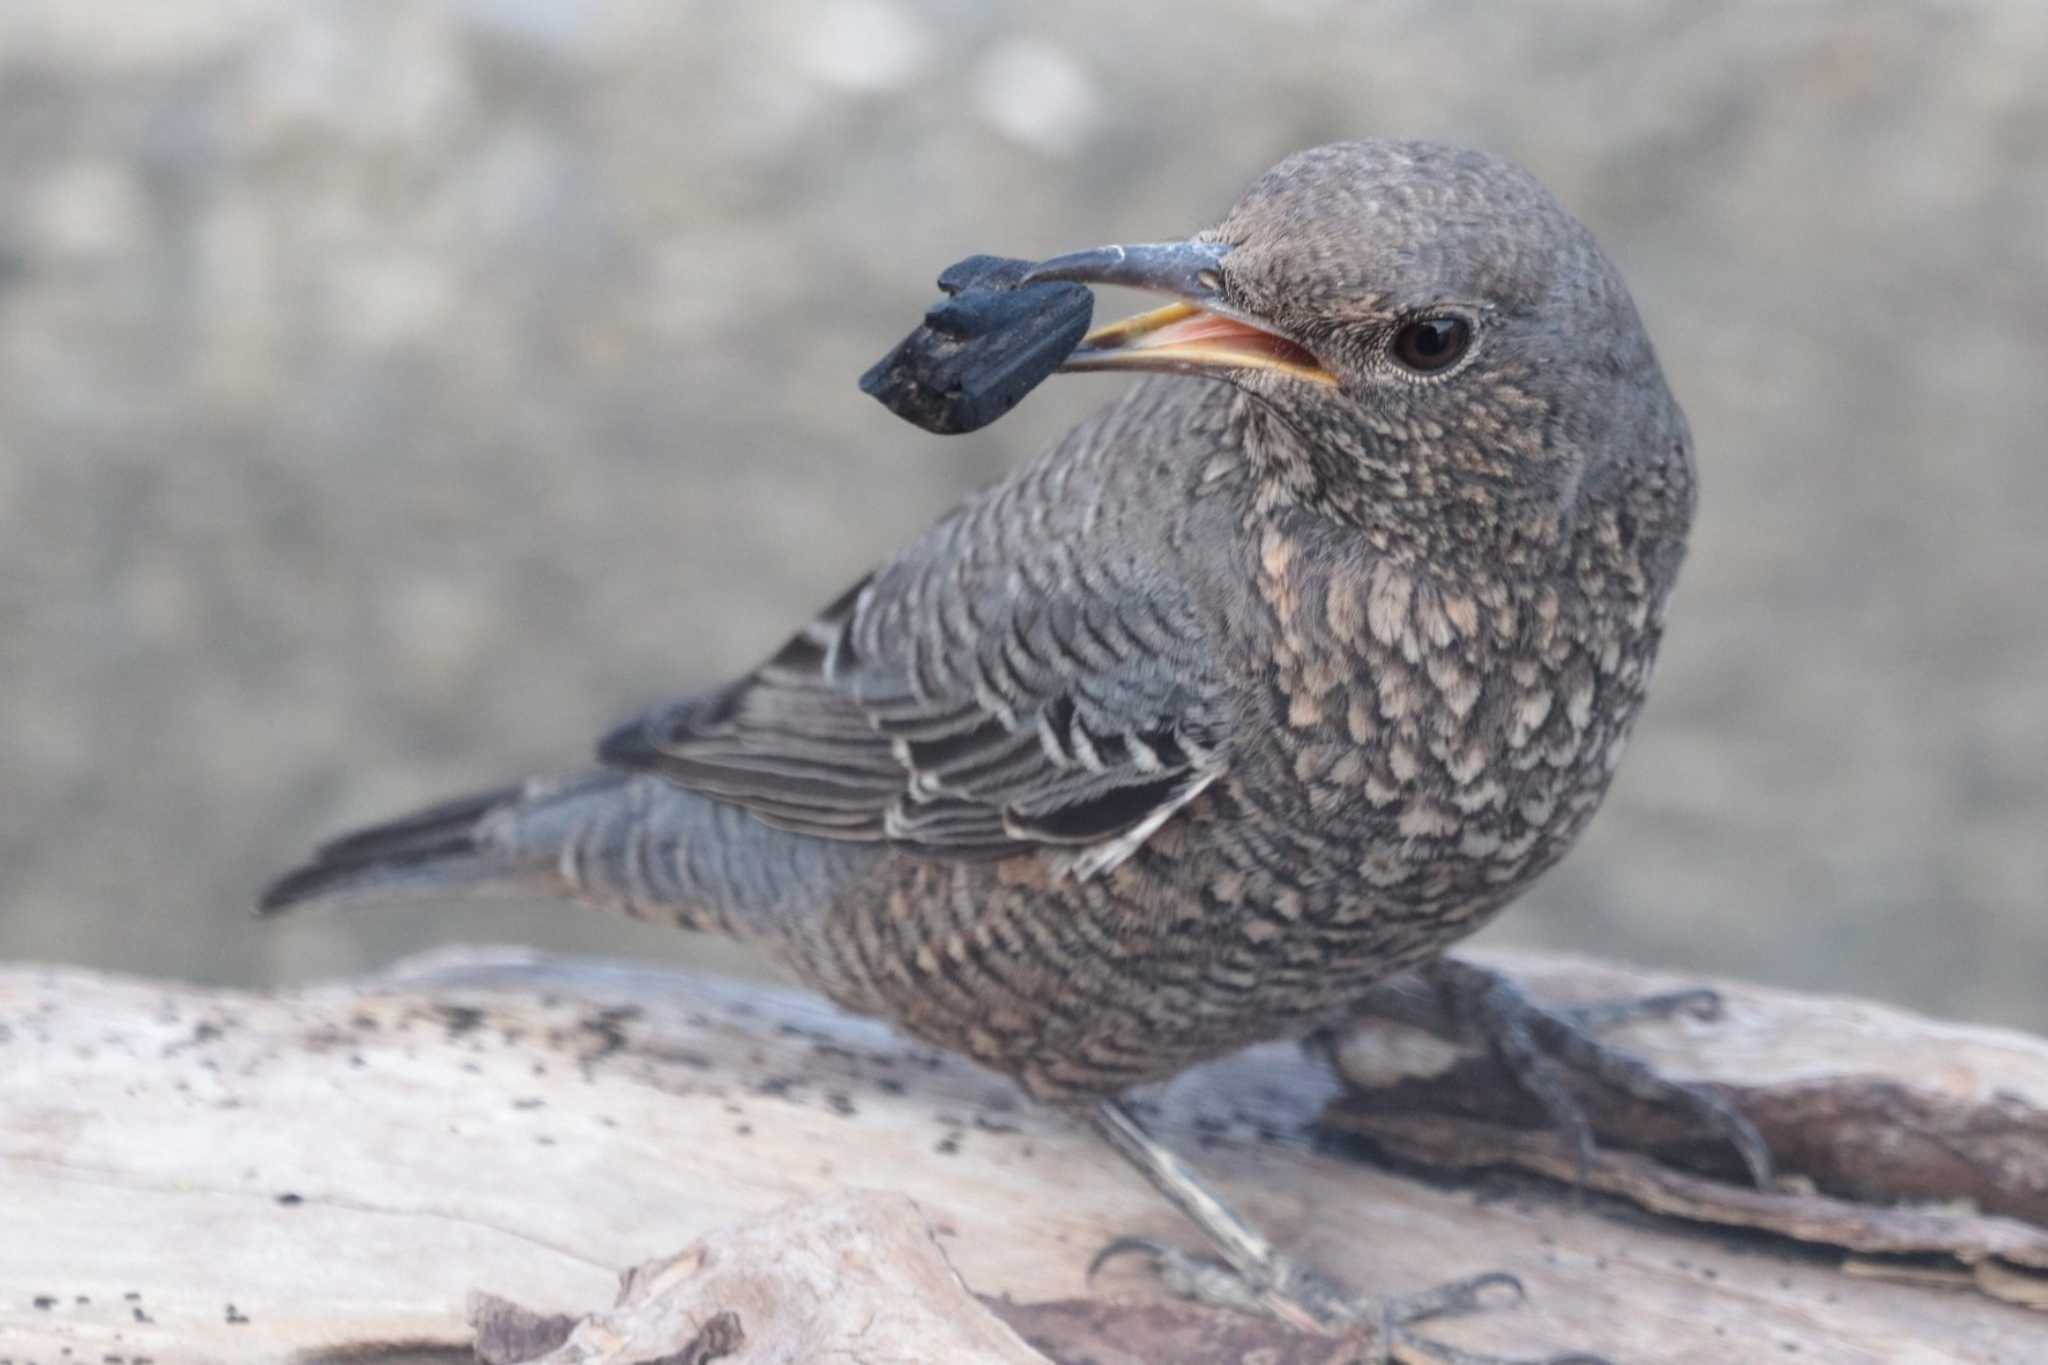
[1026,241,1335,385]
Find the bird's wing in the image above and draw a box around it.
[598,503,1229,879]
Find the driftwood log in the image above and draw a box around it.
[2,945,2044,1364]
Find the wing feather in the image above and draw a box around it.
[600,464,1231,875]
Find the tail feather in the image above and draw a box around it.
[257,769,874,937]
[257,775,608,917]
[310,782,525,865]
[257,833,497,915]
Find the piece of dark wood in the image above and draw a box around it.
[859,255,1093,434]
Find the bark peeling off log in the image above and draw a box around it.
[1332,1111,2048,1308]
[1331,950,2048,1311]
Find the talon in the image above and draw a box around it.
[1386,1333,1617,1365]
[1386,1269,1526,1326]
[1463,1270,1525,1304]
[1560,985,1723,1033]
[1721,1106,1777,1190]
[1667,987,1725,1021]
[1088,1099,1609,1362]
[1087,1235,1172,1281]
[1424,959,1778,1195]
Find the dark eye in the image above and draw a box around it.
[1390,316,1472,373]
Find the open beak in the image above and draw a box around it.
[1026,241,1335,386]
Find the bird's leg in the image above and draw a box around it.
[1415,957,1775,1190]
[1086,1100,1610,1365]
[1088,1099,1324,1331]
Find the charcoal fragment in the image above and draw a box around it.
[859,255,1092,435]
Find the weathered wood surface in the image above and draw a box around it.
[470,1191,1049,1365]
[1332,956,2048,1307]
[2,945,2044,1365]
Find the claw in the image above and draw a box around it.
[1562,985,1724,1032]
[1086,1098,1613,1363]
[1385,1332,1618,1365]
[1090,1233,1578,1365]
[1423,959,1777,1192]
[1087,1235,1173,1281]
[1661,986,1726,1022]
[1451,1270,1523,1305]
[1384,1268,1525,1325]
[1386,1340,1617,1365]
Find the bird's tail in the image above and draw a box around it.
[257,778,555,915]
[258,769,868,940]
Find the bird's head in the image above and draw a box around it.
[1032,140,1691,553]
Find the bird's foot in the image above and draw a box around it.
[1090,1238,1607,1365]
[1087,1100,1612,1363]
[1421,958,1774,1190]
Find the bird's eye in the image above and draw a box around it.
[1389,317,1472,374]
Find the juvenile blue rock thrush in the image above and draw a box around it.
[264,140,1768,1364]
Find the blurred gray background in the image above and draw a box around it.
[3,0,2044,1028]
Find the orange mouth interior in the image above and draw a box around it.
[1069,302,1334,384]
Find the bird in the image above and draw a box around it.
[263,139,1768,1364]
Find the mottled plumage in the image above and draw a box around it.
[269,139,1689,1094]
[265,140,1718,1357]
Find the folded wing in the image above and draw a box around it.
[599,499,1229,879]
